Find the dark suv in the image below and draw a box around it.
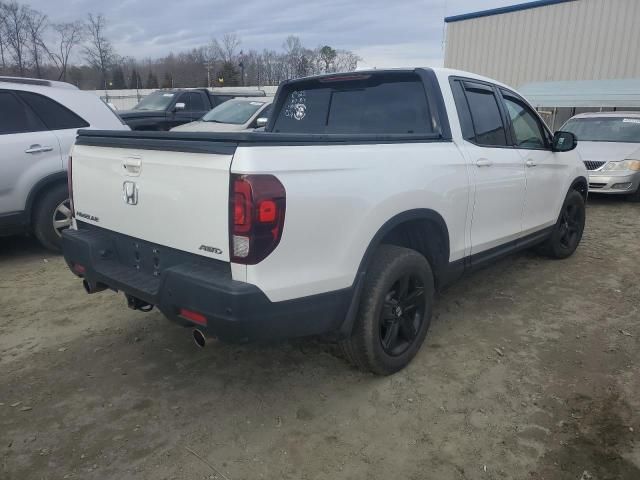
[118,89,266,131]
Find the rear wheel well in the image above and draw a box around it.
[27,175,68,223]
[379,218,449,289]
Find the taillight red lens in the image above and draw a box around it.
[233,179,252,234]
[229,174,286,264]
[72,263,85,275]
[258,200,277,223]
[67,155,75,217]
[179,308,207,326]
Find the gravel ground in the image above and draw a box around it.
[1,196,638,480]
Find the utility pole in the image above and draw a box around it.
[239,50,245,86]
[205,62,212,88]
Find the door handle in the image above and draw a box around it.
[476,159,493,167]
[25,144,53,154]
[526,160,537,168]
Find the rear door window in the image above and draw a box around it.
[16,91,89,130]
[461,82,508,147]
[182,92,206,112]
[0,91,46,134]
[272,73,434,134]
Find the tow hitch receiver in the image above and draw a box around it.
[126,294,154,312]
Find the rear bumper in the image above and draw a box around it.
[588,171,640,194]
[62,223,352,342]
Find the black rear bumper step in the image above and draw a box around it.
[62,223,352,342]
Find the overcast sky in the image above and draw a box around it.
[23,0,518,67]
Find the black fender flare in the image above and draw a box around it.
[338,208,450,337]
[570,175,589,201]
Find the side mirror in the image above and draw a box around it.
[174,102,186,112]
[552,131,577,152]
[255,117,268,128]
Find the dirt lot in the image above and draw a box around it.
[1,196,638,480]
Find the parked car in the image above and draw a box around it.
[562,112,640,201]
[62,68,587,374]
[171,97,274,133]
[0,76,128,251]
[119,89,266,131]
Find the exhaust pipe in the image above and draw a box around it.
[83,279,107,294]
[192,328,212,348]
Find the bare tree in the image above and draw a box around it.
[84,13,115,89]
[0,2,7,71]
[25,7,47,77]
[48,21,84,81]
[2,0,29,75]
[333,50,361,72]
[215,33,240,63]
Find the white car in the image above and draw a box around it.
[62,68,587,374]
[562,112,640,201]
[170,97,273,133]
[0,77,128,250]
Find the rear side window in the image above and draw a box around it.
[213,95,233,107]
[461,82,508,147]
[182,92,206,112]
[450,80,475,141]
[17,91,89,130]
[0,91,46,134]
[272,73,434,134]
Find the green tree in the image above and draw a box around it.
[218,61,239,86]
[145,71,158,89]
[319,45,337,73]
[111,66,126,89]
[129,68,142,89]
[161,71,172,88]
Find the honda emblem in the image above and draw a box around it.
[123,181,138,205]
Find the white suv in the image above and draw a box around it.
[0,77,128,251]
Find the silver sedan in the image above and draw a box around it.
[562,112,640,202]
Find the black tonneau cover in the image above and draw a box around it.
[75,129,446,155]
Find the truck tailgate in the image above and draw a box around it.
[71,143,233,261]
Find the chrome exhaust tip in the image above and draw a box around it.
[192,329,207,348]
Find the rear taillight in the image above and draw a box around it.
[230,174,286,264]
[179,308,207,326]
[67,155,75,217]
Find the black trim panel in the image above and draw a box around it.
[467,226,554,271]
[0,211,27,235]
[416,68,452,141]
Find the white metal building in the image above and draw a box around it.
[444,0,640,88]
[444,0,640,128]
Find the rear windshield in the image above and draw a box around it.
[563,117,640,143]
[271,73,434,134]
[202,99,267,124]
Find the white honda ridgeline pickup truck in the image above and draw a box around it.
[63,68,587,375]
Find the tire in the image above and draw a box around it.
[537,190,586,259]
[340,245,435,375]
[32,183,71,252]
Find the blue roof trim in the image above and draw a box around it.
[444,0,576,23]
